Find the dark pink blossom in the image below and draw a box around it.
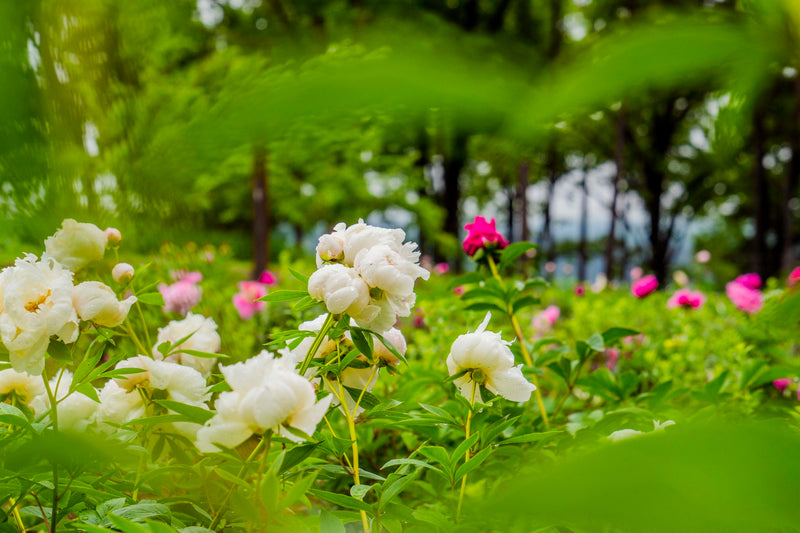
[463,216,509,257]
[574,284,585,296]
[734,273,762,290]
[605,348,620,371]
[725,280,763,314]
[666,289,706,310]
[631,275,658,298]
[774,378,791,393]
[258,270,278,286]
[787,267,800,288]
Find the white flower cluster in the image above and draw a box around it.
[309,220,430,333]
[447,313,535,403]
[0,220,135,375]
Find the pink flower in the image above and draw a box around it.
[258,270,278,286]
[605,348,620,371]
[434,263,450,275]
[666,289,705,310]
[574,284,585,296]
[629,267,643,281]
[412,311,426,328]
[695,250,711,264]
[233,281,268,320]
[725,280,763,314]
[463,216,509,257]
[104,227,122,245]
[774,378,791,393]
[159,280,202,316]
[545,261,557,274]
[171,270,203,284]
[734,273,762,290]
[453,285,465,296]
[631,275,658,298]
[787,267,800,288]
[532,305,560,332]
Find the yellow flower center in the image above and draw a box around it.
[25,290,51,313]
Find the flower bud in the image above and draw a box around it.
[112,262,135,284]
[105,227,122,245]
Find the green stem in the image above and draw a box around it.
[42,371,59,533]
[486,256,550,428]
[209,434,271,530]
[335,379,371,533]
[551,359,588,420]
[299,313,335,376]
[456,381,477,522]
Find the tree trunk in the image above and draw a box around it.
[541,144,558,266]
[605,108,625,279]
[517,160,530,242]
[252,144,269,279]
[443,131,469,268]
[782,77,800,272]
[577,172,588,282]
[752,107,769,278]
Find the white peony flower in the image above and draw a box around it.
[153,313,221,378]
[114,356,209,404]
[73,281,137,328]
[196,351,331,453]
[43,219,107,271]
[112,263,135,284]
[308,264,370,317]
[278,314,339,371]
[0,368,45,406]
[446,313,535,403]
[309,221,428,333]
[0,255,78,375]
[94,380,145,431]
[30,371,99,432]
[607,419,676,443]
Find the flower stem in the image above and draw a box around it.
[299,313,335,376]
[8,496,25,533]
[486,256,550,428]
[333,378,371,533]
[42,371,59,533]
[209,434,271,530]
[456,381,477,522]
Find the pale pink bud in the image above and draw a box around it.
[112,263,135,284]
[105,227,122,245]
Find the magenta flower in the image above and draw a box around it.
[453,285,465,296]
[233,281,268,320]
[463,216,509,257]
[631,275,658,298]
[159,280,202,316]
[605,348,620,371]
[734,273,762,290]
[774,378,791,393]
[787,267,800,288]
[412,311,426,328]
[258,270,278,286]
[725,280,763,314]
[434,263,450,275]
[574,284,585,296]
[666,289,706,310]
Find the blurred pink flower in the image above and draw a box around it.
[666,288,705,310]
[532,305,560,332]
[605,348,620,371]
[787,267,800,288]
[159,280,202,316]
[412,311,426,328]
[630,267,643,281]
[734,273,762,290]
[631,275,658,298]
[545,261,557,274]
[434,263,450,275]
[258,270,278,286]
[725,280,763,314]
[453,285,465,296]
[171,270,203,284]
[233,281,268,320]
[463,216,509,257]
[774,378,791,393]
[574,284,585,296]
[695,250,711,264]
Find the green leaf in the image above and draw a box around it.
[309,489,373,513]
[380,472,418,505]
[152,400,214,424]
[499,431,563,446]
[0,403,31,429]
[344,386,380,411]
[349,327,374,358]
[259,290,309,302]
[289,268,309,283]
[454,446,493,482]
[499,242,537,267]
[463,301,507,314]
[279,443,319,474]
[75,382,100,403]
[586,333,605,353]
[448,272,485,290]
[136,292,165,306]
[177,349,226,359]
[602,328,639,346]
[452,433,480,463]
[350,484,372,499]
[319,509,346,533]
